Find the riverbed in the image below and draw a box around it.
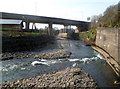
[0,38,119,87]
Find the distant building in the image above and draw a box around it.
[0,19,22,30]
[74,28,79,33]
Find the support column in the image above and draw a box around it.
[21,21,24,30]
[77,25,81,32]
[32,23,34,29]
[64,25,66,33]
[67,25,72,38]
[64,25,68,33]
[32,23,37,30]
[69,25,72,30]
[48,22,53,35]
[25,22,30,31]
[67,25,72,33]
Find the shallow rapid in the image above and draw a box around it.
[0,38,119,87]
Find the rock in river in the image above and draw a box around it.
[34,50,72,59]
[1,50,72,60]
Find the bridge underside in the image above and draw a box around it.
[0,12,90,35]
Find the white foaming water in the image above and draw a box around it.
[40,59,47,61]
[94,50,104,60]
[31,60,60,66]
[97,53,104,60]
[68,56,99,64]
[31,52,104,67]
[90,57,98,60]
[1,64,18,72]
[2,68,8,72]
[9,64,18,70]
[81,56,99,64]
[0,66,8,72]
[31,61,50,66]
[58,59,63,61]
[68,59,80,62]
[72,63,77,67]
[21,67,26,70]
[81,58,90,63]
[50,60,58,64]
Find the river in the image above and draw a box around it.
[0,38,119,87]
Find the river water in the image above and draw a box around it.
[0,38,119,88]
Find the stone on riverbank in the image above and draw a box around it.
[1,50,72,60]
[1,68,98,88]
[34,50,72,59]
[1,53,34,60]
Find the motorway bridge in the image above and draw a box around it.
[0,12,89,35]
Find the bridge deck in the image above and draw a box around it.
[0,12,88,26]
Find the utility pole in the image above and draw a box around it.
[35,0,37,15]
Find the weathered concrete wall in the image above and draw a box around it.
[95,27,120,77]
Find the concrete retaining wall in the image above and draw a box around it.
[95,27,120,77]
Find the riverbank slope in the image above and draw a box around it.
[2,32,55,52]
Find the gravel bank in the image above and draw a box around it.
[34,50,71,59]
[1,68,98,88]
[1,50,72,60]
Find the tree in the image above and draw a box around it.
[97,2,120,28]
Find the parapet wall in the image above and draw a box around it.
[95,27,120,76]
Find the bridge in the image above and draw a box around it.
[0,12,89,35]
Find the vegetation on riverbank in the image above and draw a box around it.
[57,29,97,46]
[2,31,47,37]
[2,31,55,52]
[79,29,97,46]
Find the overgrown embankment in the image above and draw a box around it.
[79,29,97,46]
[2,31,55,52]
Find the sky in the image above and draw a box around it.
[0,0,119,29]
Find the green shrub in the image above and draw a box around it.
[79,29,97,45]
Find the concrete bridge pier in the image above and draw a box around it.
[48,22,53,35]
[64,25,68,33]
[32,23,36,30]
[67,25,73,38]
[25,22,30,31]
[32,23,34,29]
[77,25,82,32]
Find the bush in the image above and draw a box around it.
[79,29,97,45]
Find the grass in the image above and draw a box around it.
[72,71,81,76]
[2,31,47,37]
